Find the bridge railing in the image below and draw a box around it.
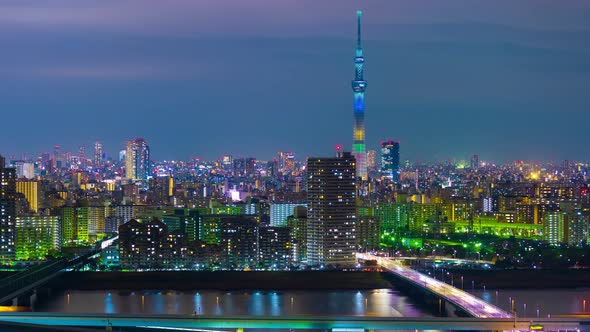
[0,259,67,299]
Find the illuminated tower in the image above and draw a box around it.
[125,138,150,182]
[352,10,368,180]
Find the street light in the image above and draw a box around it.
[461,275,464,289]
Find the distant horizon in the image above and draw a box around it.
[1,142,588,165]
[1,1,589,163]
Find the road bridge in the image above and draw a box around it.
[357,253,511,318]
[0,236,118,305]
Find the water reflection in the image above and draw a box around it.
[474,288,590,317]
[39,289,429,317]
[270,292,280,316]
[354,291,364,315]
[104,292,114,314]
[249,292,264,315]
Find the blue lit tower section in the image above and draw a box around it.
[352,10,368,180]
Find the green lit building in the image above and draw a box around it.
[15,215,61,260]
[286,214,307,264]
[376,203,408,233]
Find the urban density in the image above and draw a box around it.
[0,11,589,273]
[0,4,589,331]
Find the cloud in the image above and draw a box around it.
[35,64,190,80]
[0,61,205,80]
[1,0,589,38]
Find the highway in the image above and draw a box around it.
[357,253,512,318]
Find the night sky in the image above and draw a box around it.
[1,0,589,162]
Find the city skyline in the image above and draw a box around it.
[1,1,590,162]
[3,138,590,165]
[1,2,590,327]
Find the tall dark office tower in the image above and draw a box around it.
[125,138,150,182]
[381,140,400,181]
[306,151,357,267]
[352,11,368,181]
[0,155,16,264]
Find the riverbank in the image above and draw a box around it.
[17,268,590,291]
[48,271,394,291]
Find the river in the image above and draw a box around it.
[36,289,430,317]
[474,288,590,317]
[36,287,590,318]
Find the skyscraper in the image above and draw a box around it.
[306,151,357,267]
[125,138,150,182]
[94,141,103,167]
[471,154,480,170]
[352,11,368,181]
[0,156,16,264]
[381,140,400,181]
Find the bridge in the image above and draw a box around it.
[0,236,118,305]
[0,313,588,331]
[357,253,511,318]
[393,255,495,265]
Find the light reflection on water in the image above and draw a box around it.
[39,289,428,317]
[473,288,590,317]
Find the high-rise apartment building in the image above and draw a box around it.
[381,140,400,181]
[125,138,150,182]
[118,218,169,269]
[15,215,61,260]
[16,180,40,213]
[270,203,307,227]
[0,157,16,264]
[220,216,258,269]
[287,207,308,264]
[258,226,291,269]
[306,152,357,267]
[543,211,566,244]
